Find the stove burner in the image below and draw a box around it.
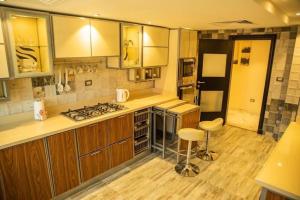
[62,103,126,121]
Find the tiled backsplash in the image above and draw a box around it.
[0,57,154,117]
[199,25,300,139]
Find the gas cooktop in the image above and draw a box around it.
[62,103,126,121]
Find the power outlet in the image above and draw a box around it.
[85,80,92,86]
[250,98,255,103]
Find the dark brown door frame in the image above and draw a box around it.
[228,34,277,134]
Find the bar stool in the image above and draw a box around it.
[175,128,204,177]
[197,118,223,161]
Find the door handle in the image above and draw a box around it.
[197,81,206,84]
[180,86,193,90]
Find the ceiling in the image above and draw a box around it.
[0,0,299,30]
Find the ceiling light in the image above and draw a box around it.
[94,13,101,17]
[0,0,6,2]
[296,12,300,16]
[147,21,152,25]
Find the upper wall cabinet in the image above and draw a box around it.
[4,9,53,78]
[53,15,120,58]
[0,11,9,79]
[121,23,142,68]
[179,29,198,58]
[143,26,169,67]
[53,15,91,58]
[91,19,120,57]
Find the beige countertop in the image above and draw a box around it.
[0,95,177,150]
[154,99,186,110]
[256,122,300,199]
[168,104,200,115]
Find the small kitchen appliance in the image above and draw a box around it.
[116,88,130,103]
[33,99,47,121]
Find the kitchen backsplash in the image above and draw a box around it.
[0,57,154,117]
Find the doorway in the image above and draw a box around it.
[227,39,271,131]
[197,35,276,133]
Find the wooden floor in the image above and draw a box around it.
[69,126,276,200]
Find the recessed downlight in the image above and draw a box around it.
[0,0,6,2]
[94,13,101,17]
[296,12,300,16]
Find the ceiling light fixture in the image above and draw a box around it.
[94,13,101,17]
[296,12,300,16]
[0,0,6,2]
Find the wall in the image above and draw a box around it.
[0,57,154,117]
[154,29,179,96]
[229,40,270,115]
[199,25,299,140]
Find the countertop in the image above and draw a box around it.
[168,104,200,115]
[256,122,300,199]
[0,95,177,150]
[153,99,186,110]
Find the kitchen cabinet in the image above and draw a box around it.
[143,47,168,67]
[0,15,9,79]
[76,121,108,156]
[180,109,200,150]
[4,9,53,78]
[143,26,169,67]
[179,29,198,58]
[47,130,80,196]
[121,23,142,68]
[79,148,110,182]
[107,113,134,144]
[111,137,133,168]
[143,26,169,47]
[52,15,91,58]
[0,139,52,200]
[91,19,120,56]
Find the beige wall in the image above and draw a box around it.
[228,40,271,114]
[154,29,178,96]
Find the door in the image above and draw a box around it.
[0,139,52,200]
[197,39,233,121]
[47,130,80,196]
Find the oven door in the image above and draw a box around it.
[178,84,196,104]
[182,61,194,77]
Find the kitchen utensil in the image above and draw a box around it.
[64,67,71,92]
[57,68,64,94]
[116,88,130,103]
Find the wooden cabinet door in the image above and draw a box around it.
[47,130,80,196]
[52,15,91,58]
[108,113,133,144]
[179,29,190,58]
[189,30,198,58]
[91,19,120,56]
[79,148,110,182]
[180,109,200,150]
[143,47,168,67]
[111,138,133,168]
[143,26,169,47]
[0,139,52,200]
[76,121,107,156]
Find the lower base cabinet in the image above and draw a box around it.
[80,148,110,182]
[0,139,52,200]
[111,137,134,168]
[47,130,80,196]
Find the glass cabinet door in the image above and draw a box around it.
[121,23,142,68]
[5,9,53,78]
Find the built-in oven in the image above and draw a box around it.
[179,58,195,76]
[178,84,198,104]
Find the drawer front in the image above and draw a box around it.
[111,137,133,168]
[76,121,107,156]
[80,148,110,182]
[108,113,133,144]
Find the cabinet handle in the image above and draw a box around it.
[90,150,101,156]
[118,115,126,119]
[88,123,97,128]
[118,140,127,144]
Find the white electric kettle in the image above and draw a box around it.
[116,88,130,103]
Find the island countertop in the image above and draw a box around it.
[255,122,300,199]
[0,95,177,150]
